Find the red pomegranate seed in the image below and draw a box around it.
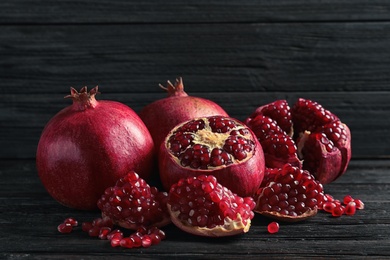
[64,217,78,227]
[120,237,134,248]
[345,201,357,216]
[110,234,122,247]
[107,229,123,240]
[98,227,112,240]
[57,222,73,233]
[332,205,345,217]
[354,199,365,210]
[343,195,354,205]
[88,226,101,237]
[267,222,280,234]
[141,235,153,248]
[81,222,93,232]
[323,201,336,213]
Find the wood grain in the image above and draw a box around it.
[1,159,389,258]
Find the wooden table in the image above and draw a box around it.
[1,159,389,259]
[1,1,390,259]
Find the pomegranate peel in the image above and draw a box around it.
[36,86,155,210]
[168,204,250,237]
[139,78,229,150]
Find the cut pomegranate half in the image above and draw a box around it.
[159,116,265,197]
[167,175,256,237]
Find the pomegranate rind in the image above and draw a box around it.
[256,208,318,223]
[167,204,251,237]
[159,116,265,197]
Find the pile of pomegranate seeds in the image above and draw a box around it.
[321,194,364,217]
[60,216,165,249]
[97,171,170,230]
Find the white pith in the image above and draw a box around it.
[167,204,251,237]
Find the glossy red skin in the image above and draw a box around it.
[36,97,155,210]
[158,127,265,197]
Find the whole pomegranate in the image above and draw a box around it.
[167,175,256,237]
[245,98,351,184]
[139,78,229,150]
[36,87,155,210]
[158,115,265,197]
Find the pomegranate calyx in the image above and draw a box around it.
[168,204,250,237]
[65,86,100,110]
[159,77,188,97]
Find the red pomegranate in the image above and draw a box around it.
[36,87,155,210]
[139,78,229,150]
[245,98,351,184]
[158,115,265,197]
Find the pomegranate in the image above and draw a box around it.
[158,115,265,197]
[97,171,171,230]
[139,78,229,150]
[245,98,351,184]
[167,175,256,237]
[254,164,325,222]
[36,86,155,210]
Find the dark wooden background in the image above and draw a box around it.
[1,1,390,259]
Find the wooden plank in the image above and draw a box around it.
[1,91,389,159]
[1,1,390,24]
[1,159,389,258]
[1,22,390,94]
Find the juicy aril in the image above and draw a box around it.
[245,98,351,184]
[36,87,155,210]
[139,78,229,150]
[158,115,265,197]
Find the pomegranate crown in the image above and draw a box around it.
[159,77,188,97]
[65,86,100,110]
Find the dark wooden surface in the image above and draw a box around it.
[1,1,389,259]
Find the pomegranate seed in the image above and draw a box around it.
[107,229,123,240]
[81,222,93,232]
[64,217,78,227]
[267,222,280,234]
[343,195,354,205]
[88,226,101,237]
[332,205,345,217]
[345,201,357,216]
[354,199,365,210]
[57,222,73,233]
[323,201,336,213]
[98,227,112,240]
[141,235,153,248]
[120,237,134,248]
[110,235,122,247]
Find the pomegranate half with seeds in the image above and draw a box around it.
[167,175,256,237]
[254,164,325,222]
[158,116,265,197]
[245,98,351,184]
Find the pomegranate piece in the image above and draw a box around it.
[167,175,256,237]
[254,164,325,222]
[139,78,229,150]
[97,171,171,230]
[246,98,351,184]
[267,222,280,234]
[159,115,265,197]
